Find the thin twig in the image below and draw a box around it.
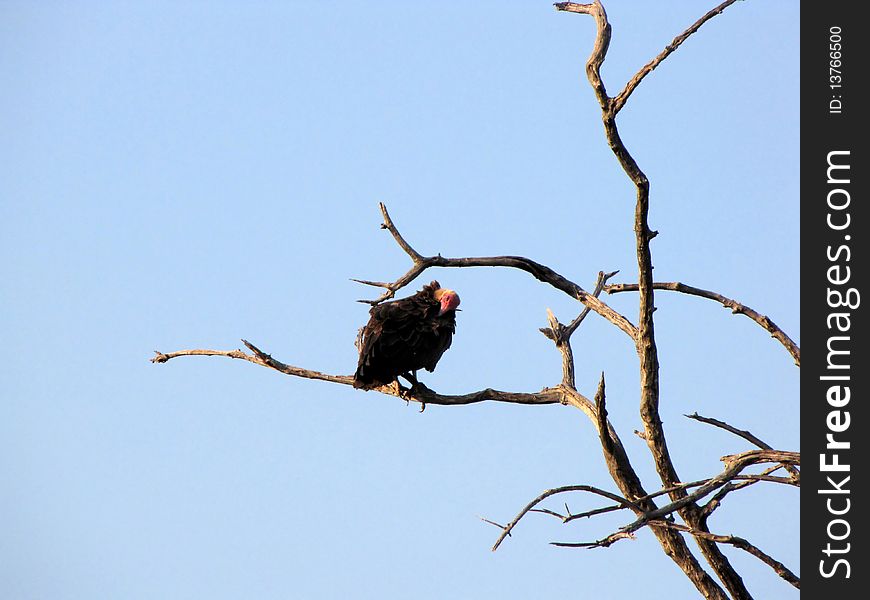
[490,484,638,552]
[687,412,772,449]
[378,201,424,262]
[732,474,799,486]
[529,507,566,519]
[565,270,619,337]
[687,412,800,480]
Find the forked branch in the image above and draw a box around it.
[610,0,743,114]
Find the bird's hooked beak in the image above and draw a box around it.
[437,289,460,316]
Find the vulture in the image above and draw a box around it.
[354,280,460,390]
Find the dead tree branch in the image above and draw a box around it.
[152,341,563,408]
[610,0,743,114]
[551,519,801,592]
[686,412,800,481]
[489,484,639,552]
[648,521,800,590]
[686,412,775,450]
[606,281,800,366]
[540,270,619,387]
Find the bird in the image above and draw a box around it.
[353,280,460,391]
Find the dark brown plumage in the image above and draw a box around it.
[353,280,460,390]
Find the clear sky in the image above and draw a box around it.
[1,1,799,598]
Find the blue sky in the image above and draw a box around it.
[2,2,798,598]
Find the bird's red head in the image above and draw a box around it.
[434,288,460,316]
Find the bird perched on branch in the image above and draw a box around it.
[353,280,460,390]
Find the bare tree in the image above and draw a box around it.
[152,2,799,597]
